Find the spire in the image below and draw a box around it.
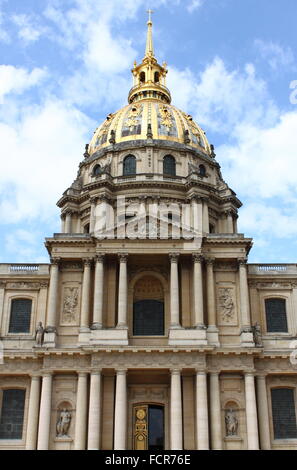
[145,9,154,58]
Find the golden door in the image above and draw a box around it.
[133,405,148,450]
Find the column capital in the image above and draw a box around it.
[41,371,53,378]
[192,253,204,263]
[90,369,102,375]
[169,252,180,263]
[118,253,128,263]
[90,196,98,205]
[195,369,207,375]
[77,371,89,378]
[190,195,203,203]
[50,257,61,266]
[170,368,182,375]
[209,371,220,377]
[205,257,215,265]
[30,374,41,380]
[95,253,105,263]
[238,257,248,267]
[116,369,127,375]
[244,370,256,377]
[82,258,93,267]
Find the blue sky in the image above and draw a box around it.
[0,0,297,263]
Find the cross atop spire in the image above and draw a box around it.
[145,9,154,57]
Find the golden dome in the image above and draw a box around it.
[88,13,212,157]
[89,101,211,155]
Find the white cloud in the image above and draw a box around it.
[168,58,279,134]
[187,0,204,13]
[0,98,94,223]
[0,8,9,43]
[254,39,295,71]
[12,14,47,43]
[219,111,297,200]
[0,65,47,103]
[4,229,49,263]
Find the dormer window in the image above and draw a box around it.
[163,155,176,177]
[93,164,102,177]
[123,155,136,176]
[199,164,206,177]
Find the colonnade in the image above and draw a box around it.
[45,255,252,335]
[25,370,269,450]
[61,198,238,236]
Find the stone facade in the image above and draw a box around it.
[0,19,297,451]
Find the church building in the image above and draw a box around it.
[0,16,297,451]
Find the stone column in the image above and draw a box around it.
[170,369,183,450]
[192,254,205,328]
[74,372,88,450]
[65,210,72,233]
[114,370,127,450]
[191,197,202,234]
[92,254,105,329]
[37,373,53,450]
[196,371,209,450]
[46,259,60,331]
[202,198,209,234]
[26,375,41,450]
[206,258,217,329]
[239,259,251,328]
[226,211,234,234]
[88,371,102,450]
[89,197,97,233]
[80,259,92,330]
[256,375,271,450]
[61,215,65,233]
[117,254,128,328]
[244,372,259,450]
[209,373,222,450]
[169,253,180,328]
[234,215,238,234]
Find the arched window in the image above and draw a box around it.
[9,299,32,333]
[83,223,90,234]
[271,388,297,439]
[0,389,26,439]
[140,72,145,83]
[163,155,176,176]
[92,164,101,176]
[154,72,160,83]
[123,155,136,176]
[133,276,164,336]
[265,298,288,332]
[199,164,206,177]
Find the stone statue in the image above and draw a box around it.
[225,409,238,436]
[35,322,44,346]
[252,322,263,347]
[56,408,72,438]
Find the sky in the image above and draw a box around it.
[0,0,297,264]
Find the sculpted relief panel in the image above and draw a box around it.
[61,284,81,326]
[217,285,238,326]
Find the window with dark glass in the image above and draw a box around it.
[140,72,145,83]
[163,155,176,176]
[9,299,32,334]
[199,164,206,177]
[154,72,160,83]
[148,405,164,450]
[133,300,164,336]
[93,164,101,176]
[271,388,297,439]
[265,298,288,333]
[0,389,26,440]
[123,155,136,176]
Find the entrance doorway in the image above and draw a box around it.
[133,404,165,450]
